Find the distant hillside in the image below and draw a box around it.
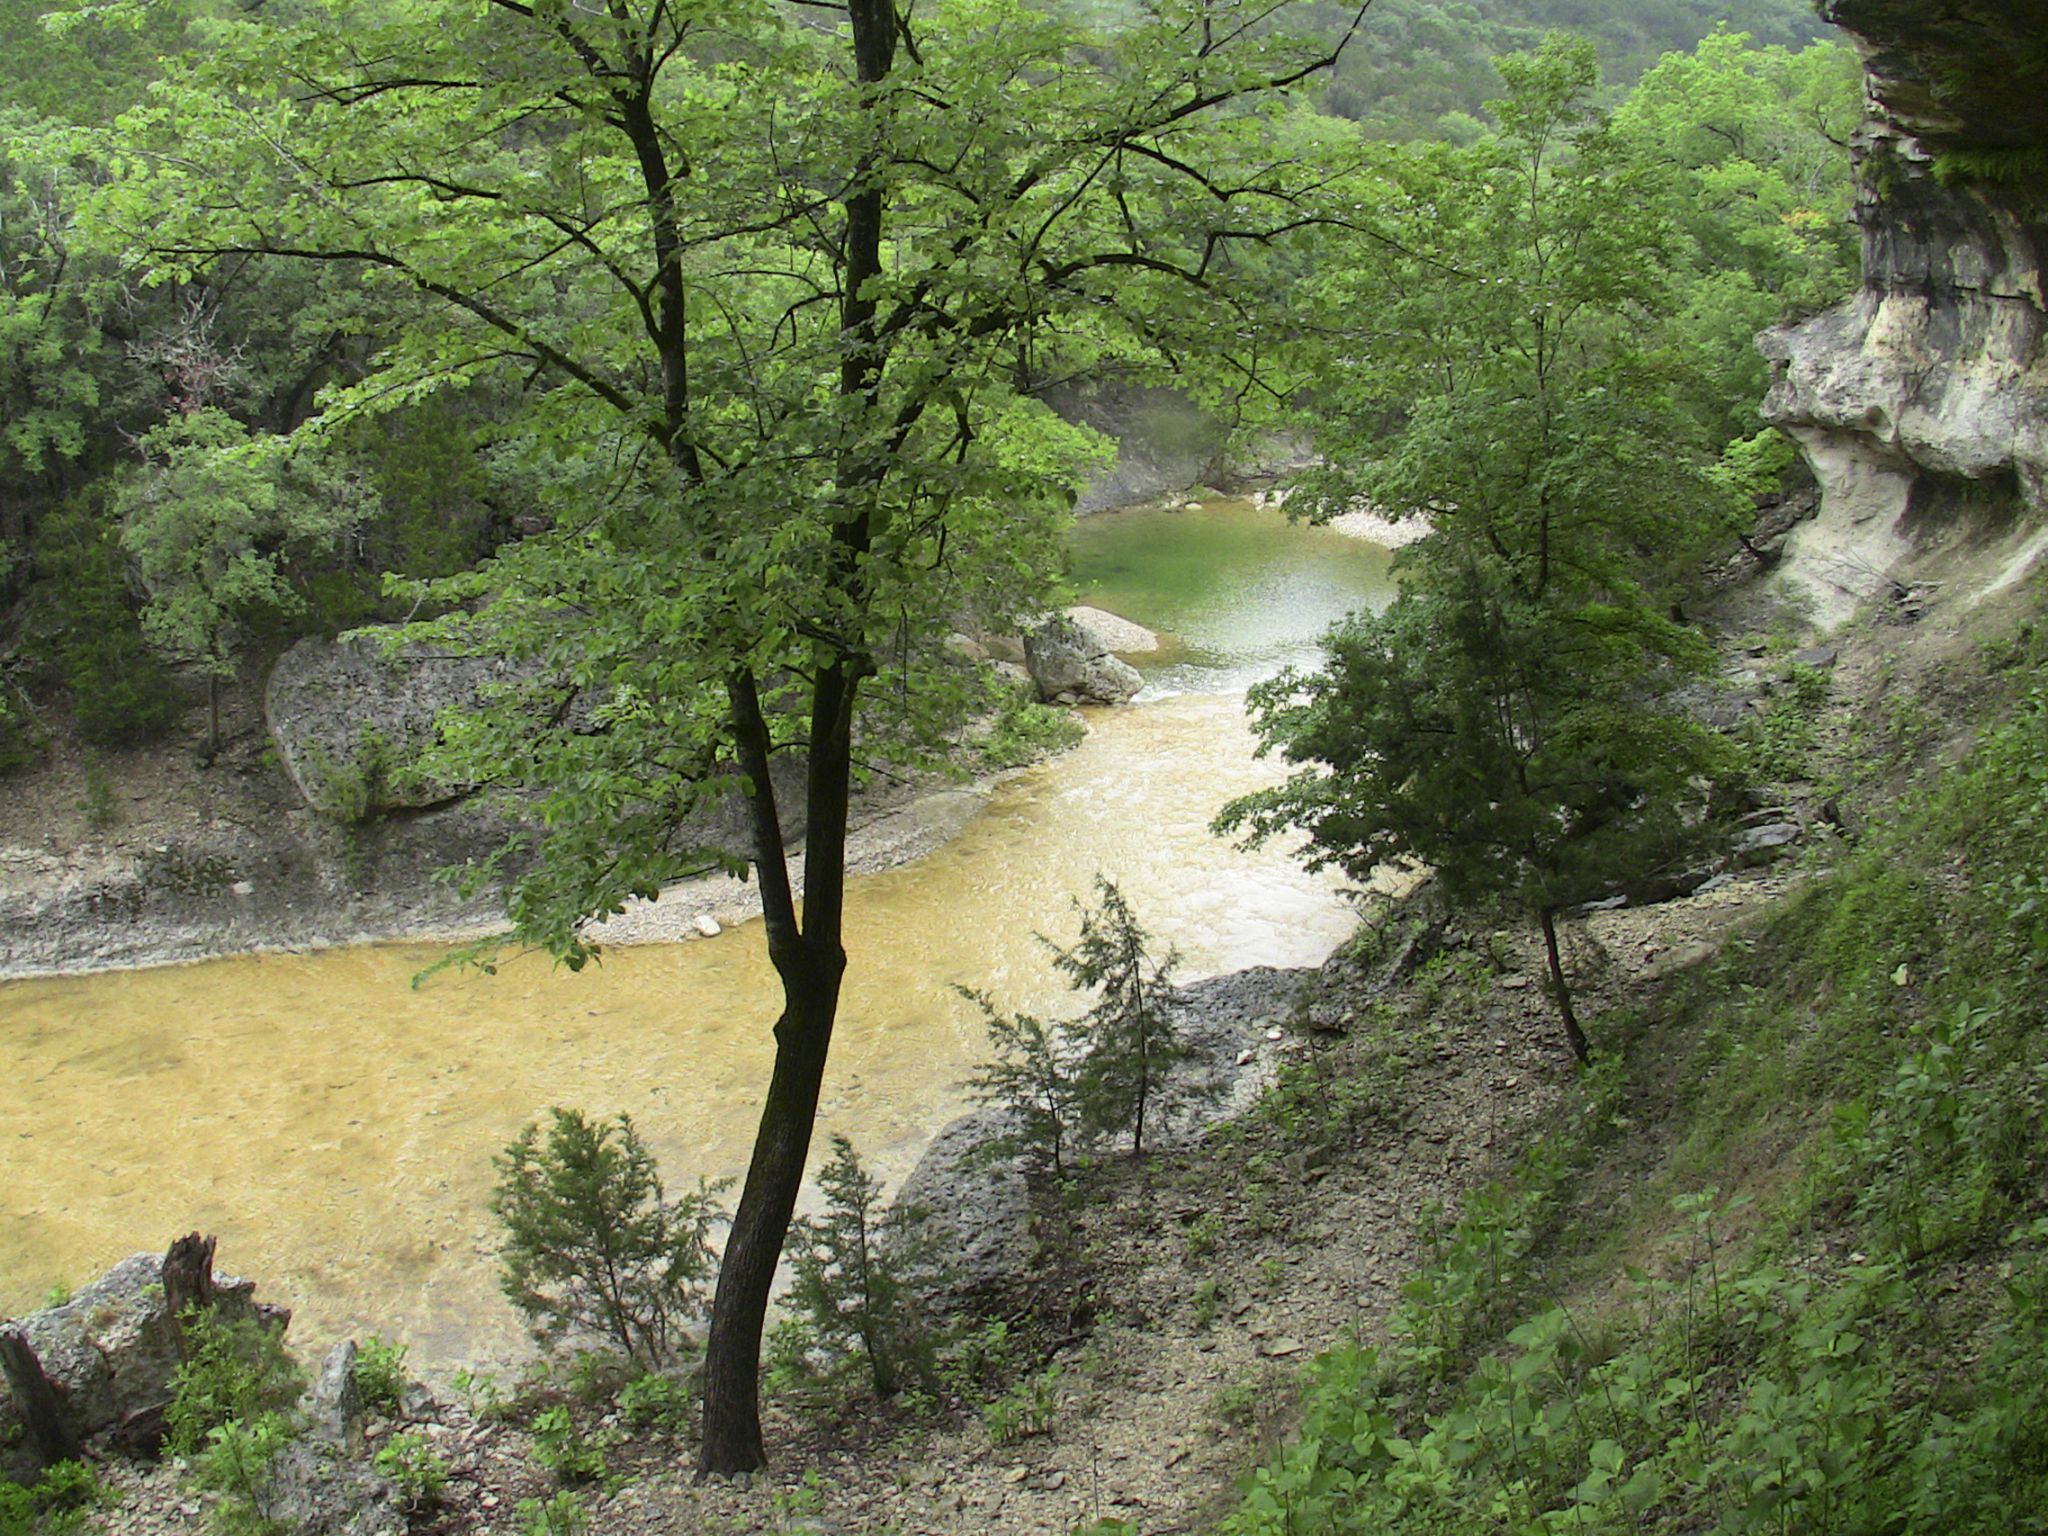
[1309,0,1835,137]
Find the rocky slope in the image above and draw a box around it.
[1761,0,2048,625]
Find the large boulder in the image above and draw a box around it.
[895,967,1308,1309]
[1023,614,1144,705]
[260,1439,406,1536]
[265,632,527,822]
[0,1243,288,1455]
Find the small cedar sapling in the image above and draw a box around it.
[959,987,1081,1180]
[491,1108,726,1370]
[1056,876,1217,1157]
[784,1135,934,1399]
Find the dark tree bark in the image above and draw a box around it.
[696,0,897,1478]
[1538,905,1591,1065]
[161,1231,218,1352]
[0,1329,81,1469]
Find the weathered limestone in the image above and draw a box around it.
[1760,1,2048,627]
[265,632,526,822]
[1024,613,1145,705]
[0,1240,287,1456]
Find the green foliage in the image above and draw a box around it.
[114,410,375,688]
[617,1370,692,1435]
[190,1413,294,1536]
[450,1366,508,1424]
[983,1363,1061,1445]
[1056,876,1214,1156]
[1613,30,1861,445]
[0,1460,113,1536]
[785,1135,935,1400]
[515,1491,590,1536]
[164,1310,306,1458]
[1309,0,1830,141]
[1223,654,2048,1536]
[1227,38,1745,1060]
[26,498,187,748]
[372,1431,448,1512]
[961,989,1081,1179]
[351,1336,407,1414]
[491,1108,726,1368]
[939,1319,1021,1398]
[979,696,1085,771]
[528,1406,608,1487]
[1931,146,2048,187]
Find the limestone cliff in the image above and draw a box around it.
[1760,1,2048,625]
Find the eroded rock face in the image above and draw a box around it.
[265,632,528,822]
[1760,2,2048,626]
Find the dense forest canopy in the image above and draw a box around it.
[0,0,1856,773]
[0,0,1872,1481]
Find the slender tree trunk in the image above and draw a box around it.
[1537,905,1590,1064]
[697,950,847,1472]
[699,0,894,1473]
[699,663,863,1473]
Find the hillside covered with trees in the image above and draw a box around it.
[8,0,2047,1532]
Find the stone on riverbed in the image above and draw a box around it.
[1024,614,1144,705]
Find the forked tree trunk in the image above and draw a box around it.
[697,0,895,1475]
[1538,904,1591,1064]
[699,659,865,1474]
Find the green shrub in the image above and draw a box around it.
[983,1363,1060,1445]
[617,1370,692,1434]
[373,1431,448,1511]
[164,1310,306,1457]
[191,1413,295,1536]
[528,1405,607,1486]
[351,1336,407,1413]
[28,499,187,749]
[0,1460,114,1536]
[961,988,1080,1178]
[980,696,1084,769]
[491,1108,726,1368]
[785,1135,936,1399]
[516,1491,589,1536]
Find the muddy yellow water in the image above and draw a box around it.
[1,694,1363,1368]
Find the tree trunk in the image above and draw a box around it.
[1537,905,1591,1064]
[697,0,895,1474]
[696,953,846,1473]
[0,1329,81,1469]
[162,1231,218,1350]
[699,663,863,1475]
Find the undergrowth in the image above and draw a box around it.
[1224,649,2048,1532]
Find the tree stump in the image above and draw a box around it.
[0,1328,81,1469]
[161,1232,218,1357]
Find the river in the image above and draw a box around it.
[0,498,1394,1367]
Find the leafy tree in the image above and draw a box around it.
[113,408,374,756]
[93,0,1369,1470]
[1613,29,1861,449]
[491,1108,726,1370]
[1056,876,1212,1156]
[1222,37,1743,1062]
[784,1134,932,1400]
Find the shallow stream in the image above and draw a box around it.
[0,499,1394,1367]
